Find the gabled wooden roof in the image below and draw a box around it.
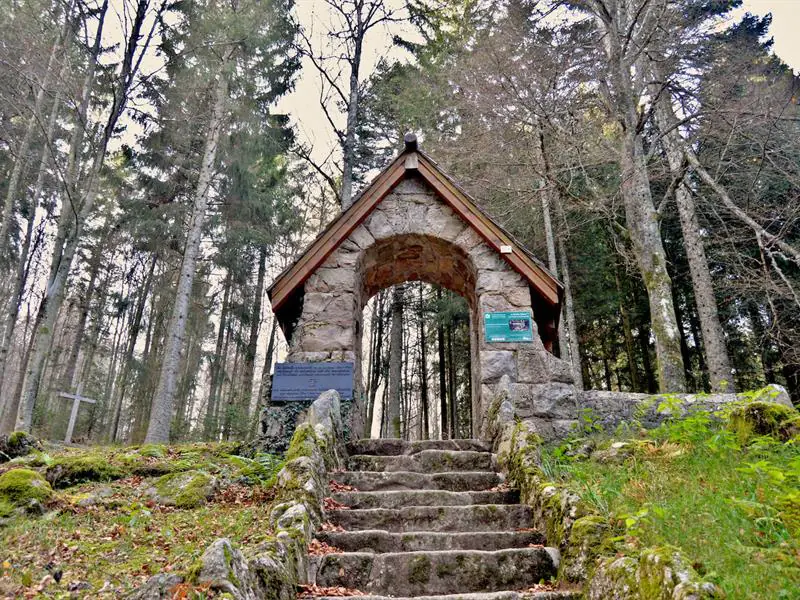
[267,136,563,311]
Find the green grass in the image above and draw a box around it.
[0,442,283,598]
[543,409,800,599]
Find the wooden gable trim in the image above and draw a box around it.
[268,148,562,312]
[269,155,407,310]
[415,154,561,306]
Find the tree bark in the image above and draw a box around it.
[654,96,734,391]
[146,58,231,443]
[0,1,73,252]
[18,0,146,431]
[557,237,584,388]
[110,254,157,441]
[242,246,267,413]
[387,284,404,438]
[436,288,448,440]
[418,285,429,440]
[205,270,232,439]
[251,318,276,440]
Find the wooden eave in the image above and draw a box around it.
[268,146,563,312]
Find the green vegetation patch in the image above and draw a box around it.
[542,401,800,599]
[0,441,280,598]
[729,401,800,442]
[0,468,54,505]
[152,470,216,508]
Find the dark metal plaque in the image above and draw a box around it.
[271,362,354,401]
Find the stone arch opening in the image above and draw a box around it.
[353,235,480,438]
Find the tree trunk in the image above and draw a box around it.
[0,1,73,251]
[111,254,157,441]
[62,229,108,389]
[0,80,61,430]
[251,318,276,440]
[205,270,232,439]
[18,0,145,432]
[418,285,429,440]
[446,322,457,438]
[619,128,686,392]
[654,97,734,391]
[242,246,267,415]
[340,36,363,210]
[436,288,448,440]
[557,237,584,388]
[387,284,404,438]
[146,59,230,443]
[614,266,640,392]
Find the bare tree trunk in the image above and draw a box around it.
[340,36,362,210]
[387,284,404,438]
[614,266,640,392]
[0,1,73,251]
[62,230,108,389]
[251,318,276,440]
[437,288,448,440]
[242,246,267,414]
[146,59,230,443]
[619,129,686,392]
[418,285,429,440]
[18,0,149,431]
[446,322,457,438]
[205,270,232,439]
[654,99,734,391]
[0,81,61,429]
[110,254,156,441]
[557,238,584,388]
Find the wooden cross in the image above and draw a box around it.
[57,382,97,444]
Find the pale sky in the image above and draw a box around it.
[280,0,800,166]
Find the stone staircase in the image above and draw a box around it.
[311,438,579,600]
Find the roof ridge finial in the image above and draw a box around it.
[403,132,418,152]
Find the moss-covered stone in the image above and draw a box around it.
[0,468,54,505]
[728,401,800,442]
[45,454,125,488]
[560,514,615,582]
[150,470,217,508]
[408,554,432,584]
[0,497,14,518]
[0,431,41,463]
[138,444,167,458]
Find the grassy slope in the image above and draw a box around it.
[543,408,800,599]
[0,443,282,598]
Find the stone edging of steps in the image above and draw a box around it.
[484,383,723,600]
[129,390,344,600]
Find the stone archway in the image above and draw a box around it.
[266,137,575,444]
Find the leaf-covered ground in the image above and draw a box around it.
[0,442,282,598]
[542,404,800,599]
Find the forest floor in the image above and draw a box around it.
[541,403,800,600]
[0,441,282,599]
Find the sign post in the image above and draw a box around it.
[57,382,97,444]
[484,311,534,343]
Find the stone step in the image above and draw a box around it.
[311,594,579,600]
[347,450,495,473]
[332,470,503,492]
[311,548,559,596]
[332,489,519,509]
[347,438,493,456]
[317,529,545,553]
[326,505,532,533]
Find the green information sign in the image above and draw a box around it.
[484,311,534,342]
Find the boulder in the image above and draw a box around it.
[728,401,800,442]
[147,470,217,508]
[0,432,41,463]
[0,468,54,506]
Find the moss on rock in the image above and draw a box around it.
[0,468,54,505]
[151,470,217,508]
[138,444,167,458]
[0,431,41,463]
[45,454,125,488]
[728,401,800,442]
